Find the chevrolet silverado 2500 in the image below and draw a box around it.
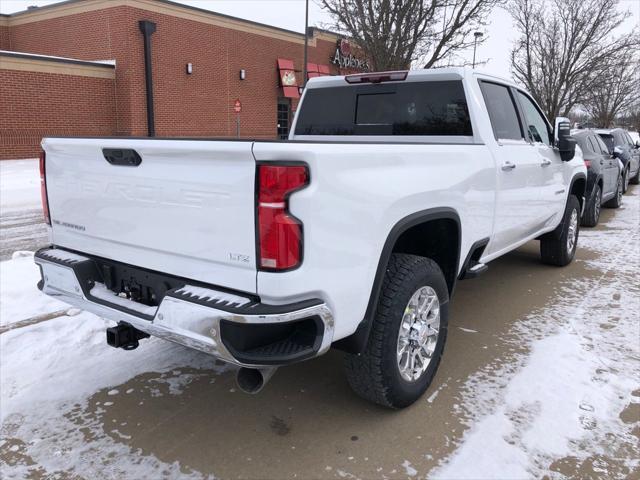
[35,68,586,408]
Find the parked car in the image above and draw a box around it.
[596,128,640,192]
[34,68,586,408]
[572,130,623,226]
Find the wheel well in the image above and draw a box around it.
[571,177,586,210]
[332,211,460,354]
[392,219,459,294]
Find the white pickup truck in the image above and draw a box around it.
[35,68,586,408]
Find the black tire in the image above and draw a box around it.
[540,195,580,266]
[622,167,630,193]
[630,166,640,185]
[604,175,623,209]
[344,254,449,409]
[581,186,601,228]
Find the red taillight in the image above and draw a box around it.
[584,159,591,168]
[257,164,309,271]
[39,150,51,225]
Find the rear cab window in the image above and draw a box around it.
[294,81,473,137]
[478,81,523,141]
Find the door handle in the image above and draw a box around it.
[501,161,516,171]
[540,159,552,167]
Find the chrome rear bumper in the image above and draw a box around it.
[35,247,334,367]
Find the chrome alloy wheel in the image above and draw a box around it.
[396,286,441,382]
[594,188,601,221]
[567,208,578,255]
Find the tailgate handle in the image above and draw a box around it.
[102,148,142,167]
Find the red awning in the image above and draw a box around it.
[277,58,299,98]
[307,63,331,79]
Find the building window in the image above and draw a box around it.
[277,98,292,140]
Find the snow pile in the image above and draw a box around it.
[433,189,640,479]
[0,252,67,327]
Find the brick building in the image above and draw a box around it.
[0,0,369,159]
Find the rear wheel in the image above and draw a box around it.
[622,166,630,193]
[344,254,449,409]
[581,186,601,228]
[540,195,580,266]
[604,175,623,209]
[630,165,640,185]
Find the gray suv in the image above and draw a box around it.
[596,128,640,192]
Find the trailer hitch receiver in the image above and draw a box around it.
[106,322,150,350]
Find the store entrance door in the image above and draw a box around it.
[277,98,292,140]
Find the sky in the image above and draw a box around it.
[1,0,639,80]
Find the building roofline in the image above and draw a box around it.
[2,0,343,43]
[0,49,115,68]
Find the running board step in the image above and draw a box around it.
[463,262,488,279]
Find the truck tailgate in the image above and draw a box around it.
[42,138,257,294]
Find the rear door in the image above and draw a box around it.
[42,138,258,293]
[593,134,616,197]
[624,131,640,176]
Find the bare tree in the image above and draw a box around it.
[619,104,640,135]
[319,0,503,71]
[583,57,640,128]
[509,0,639,121]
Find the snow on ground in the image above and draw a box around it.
[0,159,41,213]
[0,259,228,478]
[0,160,49,260]
[433,188,640,479]
[0,252,68,327]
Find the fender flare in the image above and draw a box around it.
[569,172,587,210]
[333,207,461,354]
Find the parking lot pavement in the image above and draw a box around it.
[1,183,638,479]
[0,208,48,260]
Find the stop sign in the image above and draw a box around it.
[234,99,242,113]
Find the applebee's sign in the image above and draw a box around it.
[331,39,370,71]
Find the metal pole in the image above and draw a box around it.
[472,32,483,69]
[302,0,309,88]
[139,20,157,137]
[236,115,240,138]
[472,38,477,69]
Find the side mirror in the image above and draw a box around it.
[613,146,623,158]
[635,140,640,149]
[554,117,576,161]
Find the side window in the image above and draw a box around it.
[479,82,523,141]
[595,135,610,155]
[515,91,551,145]
[586,136,597,153]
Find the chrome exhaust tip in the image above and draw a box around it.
[235,367,277,394]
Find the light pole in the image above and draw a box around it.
[472,31,483,69]
[302,0,309,89]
